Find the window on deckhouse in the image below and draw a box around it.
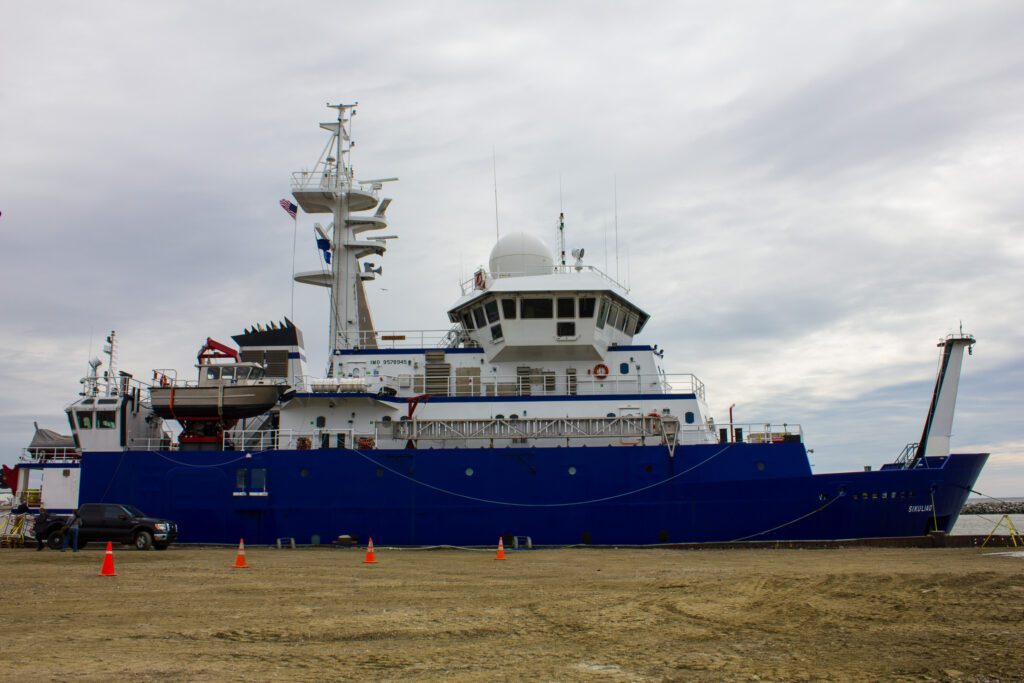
[579,297,596,318]
[557,297,575,318]
[485,300,500,323]
[596,299,609,328]
[521,298,553,319]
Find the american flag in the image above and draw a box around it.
[279,198,298,220]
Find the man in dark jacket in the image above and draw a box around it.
[33,505,51,551]
[61,510,82,552]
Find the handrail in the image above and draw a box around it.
[459,264,627,295]
[20,448,81,463]
[296,371,706,400]
[290,171,381,198]
[348,329,457,349]
[119,422,802,453]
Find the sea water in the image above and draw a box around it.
[951,497,1024,536]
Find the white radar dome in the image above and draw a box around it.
[488,232,554,278]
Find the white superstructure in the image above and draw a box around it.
[274,104,719,452]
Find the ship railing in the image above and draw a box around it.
[223,428,374,452]
[123,437,178,451]
[893,442,919,468]
[381,417,803,446]
[75,373,154,400]
[713,423,804,444]
[458,264,628,295]
[19,448,82,463]
[290,171,382,197]
[348,329,459,350]
[299,371,706,400]
[151,369,187,387]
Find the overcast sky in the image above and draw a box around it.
[2,1,1022,496]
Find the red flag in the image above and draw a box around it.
[1,464,17,495]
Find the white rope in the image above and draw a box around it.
[729,492,845,542]
[147,451,249,468]
[345,444,733,508]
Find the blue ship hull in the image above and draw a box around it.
[78,443,987,546]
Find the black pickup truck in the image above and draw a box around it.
[42,503,178,550]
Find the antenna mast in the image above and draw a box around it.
[558,176,566,267]
[290,102,397,359]
[492,147,500,241]
[614,175,619,281]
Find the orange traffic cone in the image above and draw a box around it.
[98,541,117,576]
[363,537,378,564]
[233,538,248,569]
[495,536,507,561]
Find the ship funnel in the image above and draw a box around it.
[913,333,975,465]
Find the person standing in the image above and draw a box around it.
[33,505,51,551]
[61,510,82,552]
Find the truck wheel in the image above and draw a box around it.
[46,529,64,550]
[133,530,153,550]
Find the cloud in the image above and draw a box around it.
[1,2,1021,497]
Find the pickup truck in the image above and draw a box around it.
[42,503,179,550]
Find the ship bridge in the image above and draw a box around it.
[447,233,649,363]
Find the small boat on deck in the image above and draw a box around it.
[148,337,290,446]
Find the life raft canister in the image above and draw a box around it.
[593,363,610,379]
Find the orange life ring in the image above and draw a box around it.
[593,363,610,379]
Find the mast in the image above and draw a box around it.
[290,103,396,361]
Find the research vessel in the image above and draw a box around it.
[4,104,988,546]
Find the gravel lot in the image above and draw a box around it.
[2,546,1022,681]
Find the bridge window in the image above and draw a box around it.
[206,367,220,380]
[557,322,575,337]
[635,312,650,333]
[596,299,609,329]
[625,313,639,336]
[579,297,596,318]
[522,298,553,319]
[75,412,94,430]
[97,412,116,429]
[557,298,575,318]
[485,300,500,323]
[472,307,487,328]
[614,308,629,332]
[490,324,504,342]
[461,311,475,330]
[501,299,517,319]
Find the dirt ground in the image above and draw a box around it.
[1,545,1022,682]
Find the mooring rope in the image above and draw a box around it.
[149,451,249,468]
[729,492,845,543]
[344,444,734,508]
